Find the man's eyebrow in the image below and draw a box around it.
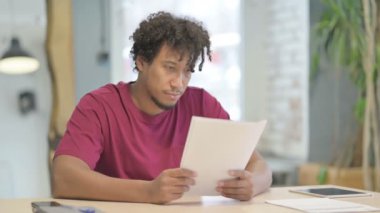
[162,60,177,65]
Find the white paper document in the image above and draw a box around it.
[180,116,267,196]
[266,198,380,213]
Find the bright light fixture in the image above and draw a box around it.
[0,37,40,74]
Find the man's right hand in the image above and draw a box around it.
[147,168,197,204]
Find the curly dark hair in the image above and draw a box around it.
[130,11,212,72]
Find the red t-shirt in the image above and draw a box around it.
[55,82,229,180]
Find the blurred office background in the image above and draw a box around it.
[0,0,360,198]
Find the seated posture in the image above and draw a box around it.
[53,11,272,204]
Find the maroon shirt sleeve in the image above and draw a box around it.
[200,89,230,120]
[54,94,105,169]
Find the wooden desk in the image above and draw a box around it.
[1,185,379,213]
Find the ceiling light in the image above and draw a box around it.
[0,37,40,74]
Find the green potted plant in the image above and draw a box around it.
[312,0,380,191]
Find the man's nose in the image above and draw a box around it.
[171,72,185,89]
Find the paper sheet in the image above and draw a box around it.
[266,198,380,213]
[180,116,267,196]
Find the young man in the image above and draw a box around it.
[53,11,272,204]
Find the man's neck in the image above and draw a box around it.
[129,81,164,116]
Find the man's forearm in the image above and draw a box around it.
[53,155,152,203]
[245,151,273,196]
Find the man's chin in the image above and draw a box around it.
[159,104,176,111]
[151,97,176,111]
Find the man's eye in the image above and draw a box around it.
[166,66,175,71]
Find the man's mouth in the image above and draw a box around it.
[165,91,182,100]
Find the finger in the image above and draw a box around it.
[170,192,184,201]
[157,193,183,204]
[168,168,197,178]
[170,185,190,194]
[228,170,252,179]
[172,177,196,186]
[218,187,250,195]
[218,179,247,188]
[159,176,194,189]
[222,192,252,201]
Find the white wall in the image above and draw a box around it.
[72,0,112,101]
[242,0,309,160]
[0,0,51,198]
[0,0,116,198]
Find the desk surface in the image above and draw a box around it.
[1,185,379,213]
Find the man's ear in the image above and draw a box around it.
[136,56,146,72]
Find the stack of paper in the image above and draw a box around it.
[180,116,267,196]
[266,198,380,213]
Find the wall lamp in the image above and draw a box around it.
[0,37,40,75]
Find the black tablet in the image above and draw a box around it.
[289,187,372,198]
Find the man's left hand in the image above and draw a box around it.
[216,170,254,201]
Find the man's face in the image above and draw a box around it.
[137,44,192,111]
